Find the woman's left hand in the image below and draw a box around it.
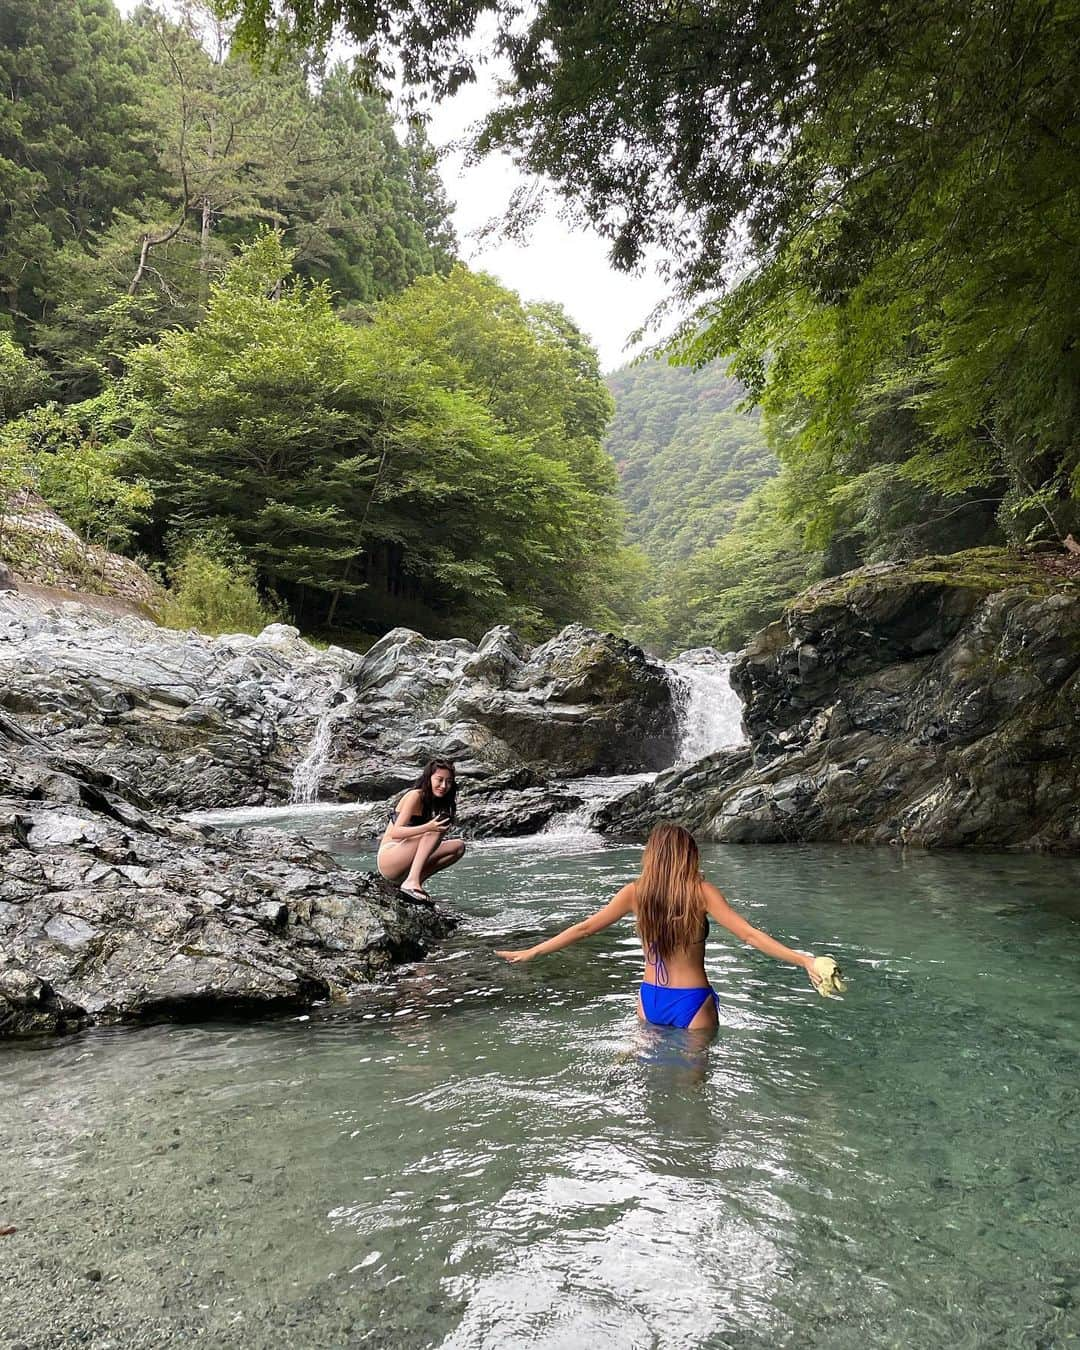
[495,949,533,963]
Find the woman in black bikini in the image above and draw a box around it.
[377,759,465,901]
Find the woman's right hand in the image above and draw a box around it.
[427,818,449,835]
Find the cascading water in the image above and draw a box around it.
[667,649,746,762]
[289,686,356,805]
[541,773,657,844]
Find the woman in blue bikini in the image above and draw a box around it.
[496,822,822,1030]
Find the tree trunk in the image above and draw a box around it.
[325,557,355,628]
[198,196,212,308]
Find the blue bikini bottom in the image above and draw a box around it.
[640,982,719,1029]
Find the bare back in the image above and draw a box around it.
[629,880,710,989]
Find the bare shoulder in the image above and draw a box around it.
[701,879,732,912]
[396,788,422,814]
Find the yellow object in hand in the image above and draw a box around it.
[812,955,847,998]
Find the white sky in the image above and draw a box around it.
[424,76,673,371]
[114,0,674,371]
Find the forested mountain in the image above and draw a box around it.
[0,2,631,645]
[604,358,775,567]
[0,0,455,400]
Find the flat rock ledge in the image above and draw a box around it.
[0,714,453,1040]
[598,551,1080,852]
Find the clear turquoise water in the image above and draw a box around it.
[3,819,1080,1348]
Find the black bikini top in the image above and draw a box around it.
[388,795,452,828]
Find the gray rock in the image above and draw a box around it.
[0,716,454,1040]
[0,595,681,813]
[599,555,1080,852]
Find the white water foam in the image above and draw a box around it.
[667,653,746,763]
[185,802,371,829]
[541,772,657,843]
[289,686,357,804]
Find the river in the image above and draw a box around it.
[3,815,1080,1348]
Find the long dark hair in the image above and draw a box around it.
[414,758,457,822]
[635,823,705,960]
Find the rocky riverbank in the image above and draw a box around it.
[0,594,678,813]
[0,712,452,1039]
[597,551,1080,852]
[0,594,687,1038]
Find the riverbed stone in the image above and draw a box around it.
[597,551,1080,852]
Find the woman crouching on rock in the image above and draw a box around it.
[377,759,465,902]
[497,822,826,1032]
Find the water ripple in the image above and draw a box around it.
[2,839,1080,1347]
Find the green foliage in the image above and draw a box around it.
[221,0,1080,632]
[158,546,278,634]
[0,0,163,345]
[373,267,621,582]
[605,356,776,567]
[638,484,824,654]
[0,395,152,552]
[1,1,457,397]
[0,335,52,422]
[376,268,616,484]
[119,234,621,638]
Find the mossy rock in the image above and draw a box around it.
[788,549,1069,619]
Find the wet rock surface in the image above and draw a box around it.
[598,553,1080,852]
[0,713,453,1040]
[330,622,677,800]
[0,596,355,810]
[349,769,587,841]
[0,595,677,811]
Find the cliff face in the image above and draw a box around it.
[599,551,1080,852]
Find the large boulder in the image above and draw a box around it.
[598,551,1080,852]
[440,624,676,774]
[0,595,359,810]
[325,622,678,797]
[0,713,453,1039]
[0,596,681,811]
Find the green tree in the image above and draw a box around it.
[641,484,824,655]
[375,267,620,538]
[0,0,163,339]
[121,233,618,636]
[159,543,279,634]
[0,335,51,421]
[604,355,776,567]
[0,396,152,555]
[1,1,459,396]
[222,0,1080,559]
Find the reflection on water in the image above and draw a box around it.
[3,828,1080,1348]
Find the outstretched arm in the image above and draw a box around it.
[703,882,820,987]
[496,884,636,963]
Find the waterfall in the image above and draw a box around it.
[289,687,356,805]
[541,773,657,844]
[667,651,746,763]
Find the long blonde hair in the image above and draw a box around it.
[635,823,705,959]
